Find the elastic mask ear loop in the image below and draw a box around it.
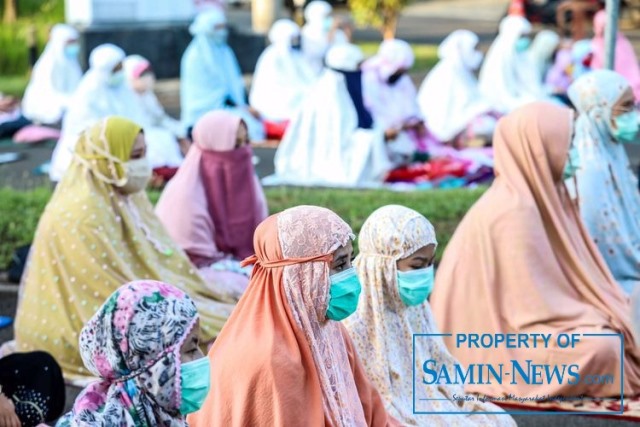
[73,118,128,187]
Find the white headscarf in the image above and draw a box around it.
[362,39,421,129]
[478,16,544,113]
[528,30,561,84]
[301,1,334,75]
[418,30,494,142]
[181,8,264,140]
[249,19,317,121]
[50,44,147,181]
[343,205,517,426]
[22,24,83,125]
[265,44,391,188]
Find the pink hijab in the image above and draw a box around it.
[156,111,268,267]
[592,10,640,99]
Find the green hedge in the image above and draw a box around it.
[0,186,485,268]
[0,0,65,76]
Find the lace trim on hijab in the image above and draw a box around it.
[276,207,365,427]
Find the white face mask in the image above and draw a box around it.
[119,157,152,194]
[108,70,125,88]
[465,50,483,70]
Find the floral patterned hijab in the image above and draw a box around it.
[57,280,199,427]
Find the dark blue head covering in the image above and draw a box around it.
[335,70,374,129]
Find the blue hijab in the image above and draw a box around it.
[568,70,640,295]
[334,69,373,129]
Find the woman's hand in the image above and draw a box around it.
[0,394,20,427]
[384,128,400,142]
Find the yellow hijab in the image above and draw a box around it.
[14,116,235,384]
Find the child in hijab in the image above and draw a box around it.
[57,280,210,426]
[344,205,516,426]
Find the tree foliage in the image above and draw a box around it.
[349,0,411,39]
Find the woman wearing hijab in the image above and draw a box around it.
[180,8,265,141]
[11,116,235,384]
[592,10,640,99]
[57,280,210,426]
[249,19,317,129]
[0,352,65,427]
[568,70,640,295]
[301,0,349,76]
[187,205,399,426]
[123,54,188,160]
[418,30,497,147]
[362,39,425,162]
[265,43,393,188]
[156,110,268,298]
[50,44,186,182]
[49,44,144,181]
[344,205,515,426]
[22,24,82,125]
[431,102,640,398]
[527,30,561,87]
[479,16,546,113]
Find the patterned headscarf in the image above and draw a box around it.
[344,205,515,426]
[568,70,640,295]
[57,281,199,426]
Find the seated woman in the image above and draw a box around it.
[22,24,82,126]
[592,10,640,99]
[57,280,210,425]
[156,110,268,297]
[568,70,640,295]
[249,19,317,139]
[344,205,515,426]
[265,43,394,188]
[124,54,189,163]
[0,351,65,427]
[187,206,399,426]
[180,8,264,141]
[301,0,349,76]
[50,44,184,182]
[479,16,546,114]
[362,39,425,162]
[12,116,236,384]
[431,102,640,398]
[418,30,498,148]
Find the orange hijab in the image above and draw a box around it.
[431,102,640,397]
[188,206,398,427]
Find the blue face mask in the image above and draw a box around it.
[179,357,211,414]
[612,111,640,143]
[397,266,434,307]
[209,28,228,45]
[563,143,580,180]
[515,37,531,53]
[326,267,361,321]
[323,16,334,31]
[65,43,80,59]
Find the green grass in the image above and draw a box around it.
[357,42,439,72]
[0,75,30,97]
[0,186,485,268]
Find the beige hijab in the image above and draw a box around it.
[431,102,640,397]
[344,205,516,426]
